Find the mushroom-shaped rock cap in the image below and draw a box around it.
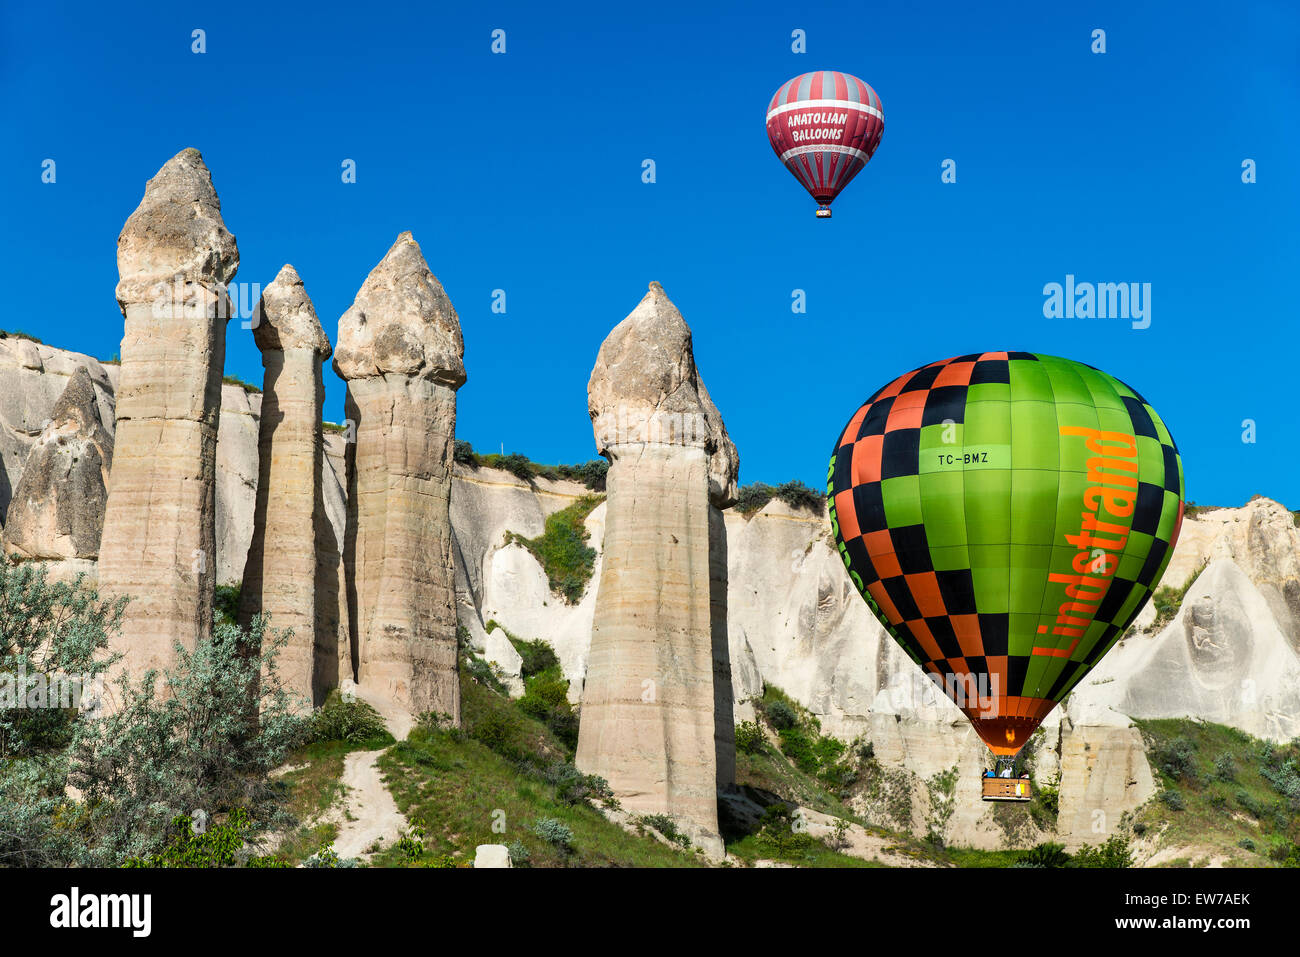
[253,265,332,358]
[115,148,240,305]
[589,282,739,507]
[332,232,466,387]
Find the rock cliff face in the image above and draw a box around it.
[97,148,239,682]
[0,366,113,580]
[333,233,466,720]
[3,334,1298,852]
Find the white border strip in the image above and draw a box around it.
[766,98,882,122]
[779,144,872,164]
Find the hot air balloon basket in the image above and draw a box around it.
[982,777,1033,802]
[816,207,832,218]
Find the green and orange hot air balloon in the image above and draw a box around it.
[828,352,1185,760]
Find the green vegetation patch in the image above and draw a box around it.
[734,480,825,516]
[454,441,609,492]
[1134,718,1300,866]
[504,496,603,604]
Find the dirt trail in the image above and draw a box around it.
[326,684,415,861]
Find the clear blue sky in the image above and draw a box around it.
[4,1,1297,508]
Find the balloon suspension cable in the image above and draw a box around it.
[995,755,1017,775]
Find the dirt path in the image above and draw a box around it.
[324,683,415,862]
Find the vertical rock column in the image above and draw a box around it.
[98,149,239,680]
[577,282,739,857]
[333,233,466,719]
[238,265,334,708]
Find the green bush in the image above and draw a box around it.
[1017,841,1071,868]
[1214,752,1237,782]
[764,699,798,731]
[1070,834,1134,868]
[1238,837,1256,851]
[1235,790,1264,818]
[638,814,691,848]
[735,720,765,755]
[518,668,578,751]
[67,616,308,864]
[1153,736,1197,781]
[544,762,616,809]
[774,480,824,513]
[506,839,530,866]
[454,440,477,465]
[508,634,560,679]
[1161,788,1186,811]
[531,817,573,850]
[309,692,393,748]
[124,808,288,868]
[734,483,776,514]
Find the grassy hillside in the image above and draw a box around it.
[1133,718,1300,867]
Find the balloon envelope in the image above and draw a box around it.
[828,352,1185,755]
[767,71,884,215]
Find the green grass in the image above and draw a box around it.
[454,442,609,491]
[1133,718,1300,866]
[504,495,603,604]
[373,676,700,867]
[1150,562,1207,628]
[322,421,348,435]
[0,329,44,344]
[272,739,364,864]
[222,374,262,394]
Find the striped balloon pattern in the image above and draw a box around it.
[828,353,1185,756]
[766,71,884,215]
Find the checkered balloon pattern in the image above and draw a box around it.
[827,352,1185,755]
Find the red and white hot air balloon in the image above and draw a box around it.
[766,71,884,218]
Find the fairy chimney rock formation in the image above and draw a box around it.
[238,265,341,708]
[333,232,466,719]
[98,148,239,681]
[578,281,739,858]
[0,366,114,577]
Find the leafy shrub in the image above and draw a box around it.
[506,633,560,679]
[774,480,825,513]
[461,650,507,696]
[1070,834,1134,868]
[309,693,392,748]
[1018,841,1071,868]
[1153,736,1197,781]
[1236,790,1264,818]
[1214,752,1236,782]
[499,453,534,480]
[734,483,775,514]
[124,808,267,868]
[638,814,691,848]
[531,817,573,850]
[506,839,530,866]
[64,615,307,867]
[544,762,617,809]
[397,820,426,861]
[1238,837,1256,851]
[764,699,798,731]
[453,440,477,465]
[467,705,527,760]
[755,804,816,855]
[213,583,241,628]
[1161,788,1186,811]
[304,844,360,868]
[735,720,765,755]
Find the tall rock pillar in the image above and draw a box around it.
[98,149,239,680]
[577,282,739,857]
[238,265,335,708]
[333,232,466,719]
